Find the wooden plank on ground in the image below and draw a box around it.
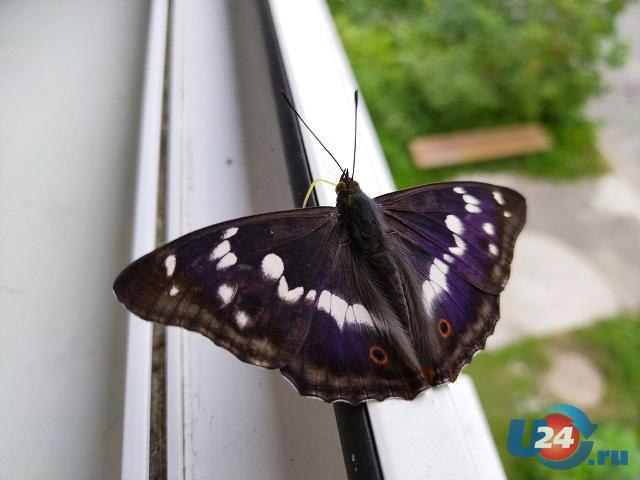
[409,123,551,168]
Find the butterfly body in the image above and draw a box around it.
[334,175,432,378]
[114,179,526,404]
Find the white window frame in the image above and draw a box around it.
[120,1,506,479]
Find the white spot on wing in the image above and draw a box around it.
[216,252,237,270]
[465,204,482,213]
[330,294,349,329]
[489,243,499,256]
[278,276,304,303]
[317,291,376,329]
[449,233,467,256]
[453,186,466,194]
[222,227,239,239]
[443,253,454,263]
[317,290,331,313]
[261,253,284,279]
[504,210,512,218]
[429,259,449,292]
[217,283,236,306]
[169,285,179,296]
[462,194,480,205]
[317,291,373,330]
[423,258,450,315]
[346,306,356,323]
[352,304,374,328]
[434,258,449,274]
[235,310,249,329]
[164,255,176,277]
[445,214,464,235]
[305,289,316,302]
[422,280,439,316]
[210,240,231,261]
[493,190,505,205]
[482,222,495,235]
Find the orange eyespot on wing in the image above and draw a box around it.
[438,318,452,338]
[368,345,389,366]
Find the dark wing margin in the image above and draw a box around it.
[376,181,526,383]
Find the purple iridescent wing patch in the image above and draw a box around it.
[377,181,526,383]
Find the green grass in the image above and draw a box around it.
[464,313,640,479]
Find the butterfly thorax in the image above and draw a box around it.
[335,179,387,255]
[335,181,408,290]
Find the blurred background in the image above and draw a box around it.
[328,0,639,478]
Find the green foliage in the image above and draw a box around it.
[329,0,629,187]
[572,316,640,427]
[464,313,640,479]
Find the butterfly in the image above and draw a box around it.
[114,91,526,404]
[114,170,525,404]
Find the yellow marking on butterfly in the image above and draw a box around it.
[302,179,338,208]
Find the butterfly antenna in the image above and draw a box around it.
[351,90,358,179]
[280,91,344,173]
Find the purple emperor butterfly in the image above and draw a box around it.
[113,93,526,404]
[114,173,525,403]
